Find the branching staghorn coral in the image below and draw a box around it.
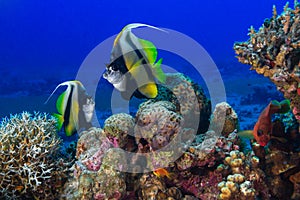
[0,112,70,200]
[234,1,300,125]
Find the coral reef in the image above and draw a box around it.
[210,102,239,136]
[217,151,268,200]
[0,112,71,200]
[134,100,184,151]
[171,129,269,200]
[264,148,300,199]
[103,113,135,149]
[62,99,300,199]
[135,174,183,200]
[62,127,127,200]
[290,170,300,199]
[155,73,211,133]
[234,1,300,126]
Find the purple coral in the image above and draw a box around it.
[62,127,127,200]
[179,172,222,199]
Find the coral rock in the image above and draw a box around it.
[103,113,135,148]
[210,102,239,136]
[156,73,211,134]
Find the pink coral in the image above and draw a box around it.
[293,106,300,120]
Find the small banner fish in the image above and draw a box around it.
[45,80,95,136]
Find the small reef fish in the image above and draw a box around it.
[238,99,290,146]
[103,23,167,99]
[14,185,24,191]
[45,80,94,136]
[153,168,173,179]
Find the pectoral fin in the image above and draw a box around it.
[52,113,64,131]
[65,122,76,137]
[152,58,166,83]
[237,130,254,139]
[56,91,67,115]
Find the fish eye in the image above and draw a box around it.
[111,63,119,71]
[257,130,263,136]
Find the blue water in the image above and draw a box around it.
[0,0,288,128]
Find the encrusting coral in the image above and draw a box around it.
[155,73,211,134]
[210,102,239,137]
[62,127,127,200]
[103,113,135,148]
[0,112,71,200]
[134,100,183,151]
[234,1,300,126]
[172,130,269,200]
[135,174,183,200]
[290,170,300,199]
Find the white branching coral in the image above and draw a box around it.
[0,112,69,200]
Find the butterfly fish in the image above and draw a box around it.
[238,99,290,146]
[45,80,95,136]
[103,23,167,99]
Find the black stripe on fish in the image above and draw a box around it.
[125,33,146,62]
[64,84,74,131]
[108,55,128,74]
[124,34,156,80]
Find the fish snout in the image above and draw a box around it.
[103,70,111,79]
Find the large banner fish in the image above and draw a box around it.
[45,81,95,136]
[103,23,167,99]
